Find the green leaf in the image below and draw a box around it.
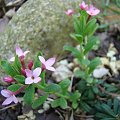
[59,79,70,90]
[32,94,48,109]
[8,84,22,92]
[70,91,81,104]
[0,60,18,77]
[79,15,86,33]
[70,33,83,44]
[40,71,46,86]
[63,45,83,59]
[101,104,116,117]
[101,118,116,120]
[86,78,94,84]
[23,85,35,105]
[88,57,101,73]
[87,88,95,100]
[77,80,87,92]
[73,15,81,34]
[83,18,97,36]
[45,83,61,93]
[51,97,67,109]
[14,75,25,84]
[92,86,99,94]
[74,70,85,79]
[113,98,119,115]
[13,55,22,73]
[34,51,42,68]
[95,113,114,119]
[84,36,99,54]
[80,10,88,20]
[72,101,78,109]
[81,59,90,66]
[80,101,91,112]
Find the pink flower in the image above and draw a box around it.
[3,76,14,83]
[25,67,41,84]
[79,1,88,10]
[86,5,100,16]
[65,9,74,16]
[10,45,29,61]
[39,56,56,71]
[1,89,18,105]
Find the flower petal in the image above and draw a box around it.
[25,77,33,84]
[16,45,23,57]
[23,51,30,56]
[2,96,13,105]
[25,69,33,77]
[38,56,46,64]
[86,5,100,16]
[33,77,41,83]
[33,67,41,77]
[45,57,56,67]
[46,67,55,71]
[1,90,12,98]
[10,57,15,62]
[79,1,88,10]
[12,95,18,103]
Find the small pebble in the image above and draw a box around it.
[18,115,26,119]
[100,57,109,65]
[107,50,116,58]
[68,63,74,69]
[93,67,109,78]
[5,8,15,18]
[38,109,44,114]
[25,110,33,117]
[73,58,79,66]
[73,67,80,73]
[43,102,50,111]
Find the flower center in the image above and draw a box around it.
[31,76,34,80]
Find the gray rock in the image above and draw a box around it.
[52,59,73,82]
[0,0,81,60]
[93,67,109,78]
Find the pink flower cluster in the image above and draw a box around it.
[80,1,100,16]
[1,46,56,105]
[65,1,100,16]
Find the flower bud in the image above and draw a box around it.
[28,60,33,70]
[65,9,74,16]
[3,76,14,83]
[79,1,88,10]
[21,68,26,76]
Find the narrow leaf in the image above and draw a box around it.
[24,85,35,105]
[1,60,18,77]
[14,75,25,84]
[8,84,22,92]
[32,94,48,109]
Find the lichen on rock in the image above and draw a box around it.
[0,0,81,60]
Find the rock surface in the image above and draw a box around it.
[0,0,81,60]
[52,60,73,82]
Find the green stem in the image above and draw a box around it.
[35,84,45,90]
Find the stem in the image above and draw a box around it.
[13,85,27,95]
[87,15,91,23]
